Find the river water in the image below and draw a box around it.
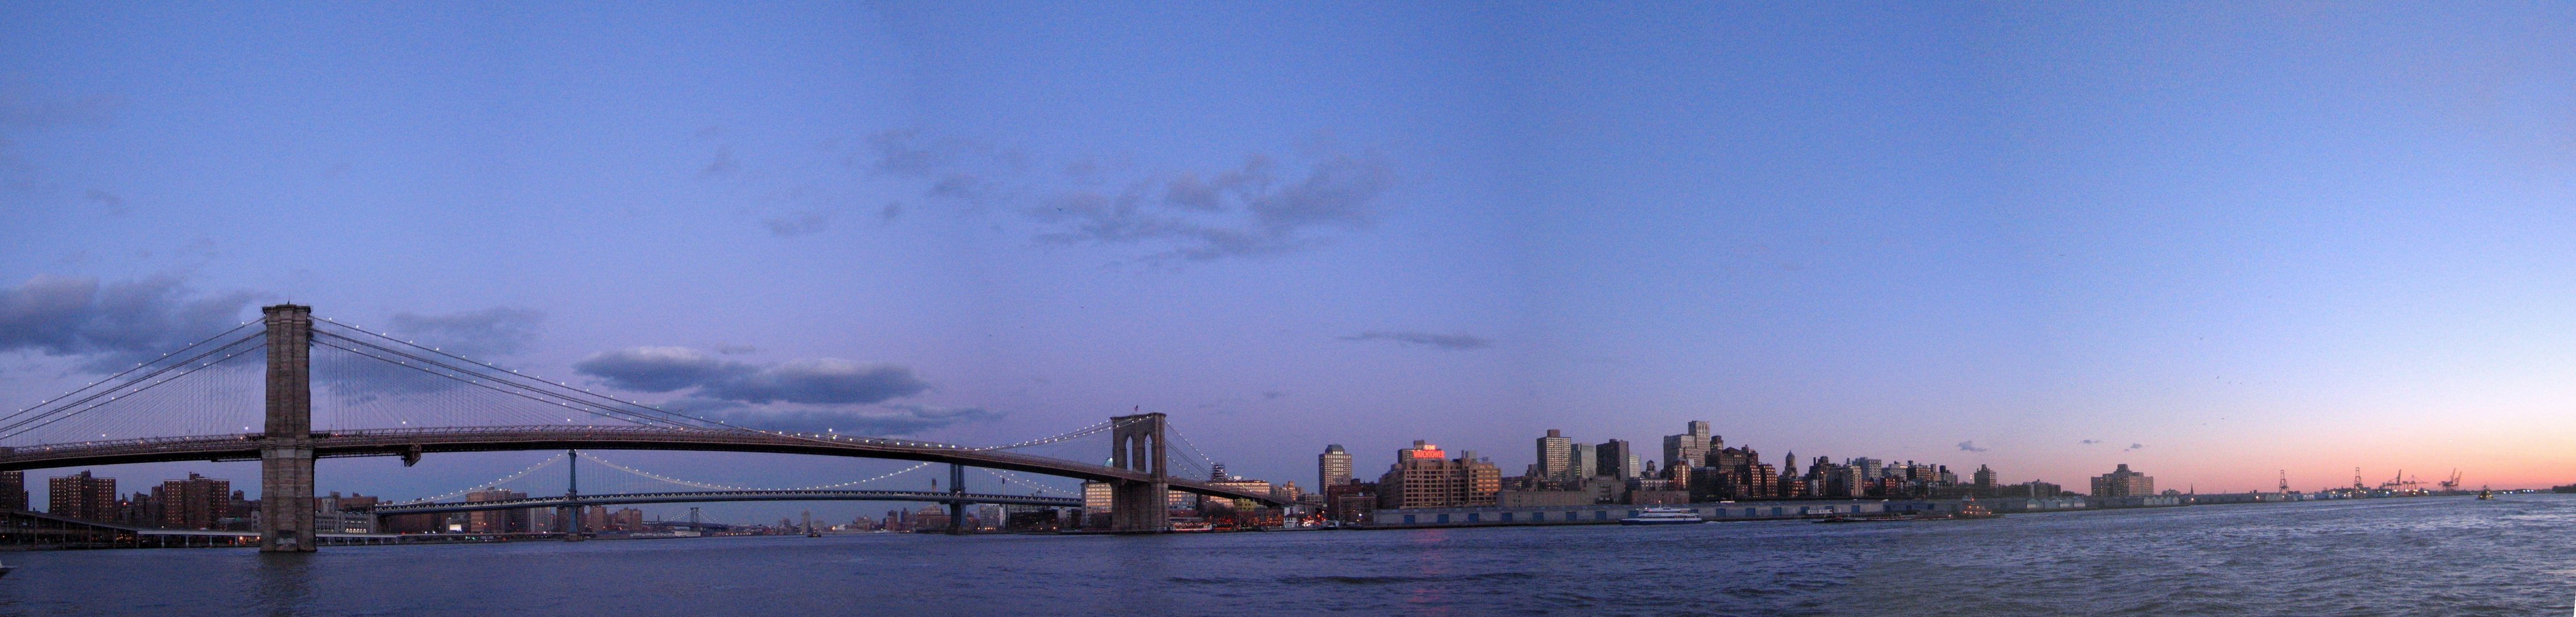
[2,495,2570,616]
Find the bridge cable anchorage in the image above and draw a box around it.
[577,451,937,492]
[0,333,268,442]
[393,452,570,505]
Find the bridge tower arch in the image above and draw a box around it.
[1107,412,1168,533]
[259,304,317,552]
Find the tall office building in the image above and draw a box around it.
[1662,421,1713,478]
[1597,439,1637,479]
[48,470,118,521]
[1318,444,1354,488]
[1571,443,1599,478]
[1972,465,1997,494]
[2091,464,2154,497]
[1535,430,1575,482]
[0,470,23,511]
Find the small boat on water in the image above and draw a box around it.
[1619,507,1705,525]
[2479,487,2496,500]
[2,556,17,578]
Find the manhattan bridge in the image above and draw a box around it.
[0,305,1277,550]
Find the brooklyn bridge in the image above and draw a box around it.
[0,304,1280,550]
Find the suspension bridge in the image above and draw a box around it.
[0,304,1275,551]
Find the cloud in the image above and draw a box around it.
[2125,443,2146,451]
[862,130,1396,262]
[572,347,749,392]
[2080,439,2102,445]
[84,189,124,215]
[712,344,758,355]
[1261,391,1284,400]
[708,403,1001,436]
[574,347,929,405]
[0,275,259,371]
[1339,331,1491,350]
[384,308,542,358]
[762,210,831,237]
[878,202,902,222]
[699,148,738,178]
[1957,441,1990,452]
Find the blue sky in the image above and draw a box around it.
[6,3,2576,520]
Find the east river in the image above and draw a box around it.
[4,495,2572,616]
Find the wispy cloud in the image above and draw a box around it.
[2125,442,2145,451]
[860,130,1397,263]
[1339,331,1490,350]
[1957,441,1990,452]
[762,210,831,237]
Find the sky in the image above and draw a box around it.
[5,2,2576,521]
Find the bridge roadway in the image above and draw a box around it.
[370,489,1081,516]
[0,425,1282,506]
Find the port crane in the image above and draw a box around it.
[2379,470,2418,491]
[2438,469,2462,492]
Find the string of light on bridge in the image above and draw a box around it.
[392,452,571,505]
[577,451,938,492]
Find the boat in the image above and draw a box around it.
[0,557,12,578]
[1619,507,1705,525]
[2479,487,2496,500]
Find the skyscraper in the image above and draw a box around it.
[152,473,231,529]
[1972,465,1996,494]
[1571,443,1599,478]
[1597,439,1636,480]
[1535,429,1575,482]
[1318,444,1354,488]
[1662,421,1713,478]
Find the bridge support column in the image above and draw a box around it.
[259,304,317,553]
[946,464,966,535]
[1108,412,1169,534]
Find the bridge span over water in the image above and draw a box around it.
[0,304,1259,550]
[371,489,1082,517]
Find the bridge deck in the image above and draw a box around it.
[372,489,1080,516]
[0,426,1280,505]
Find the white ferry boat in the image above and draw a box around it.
[1619,507,1705,526]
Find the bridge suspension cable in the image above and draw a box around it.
[1164,423,1220,478]
[310,323,717,430]
[0,327,266,442]
[981,468,1074,495]
[576,451,937,492]
[391,452,570,505]
[970,419,1115,451]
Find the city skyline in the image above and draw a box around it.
[9,2,2576,524]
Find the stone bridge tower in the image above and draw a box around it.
[1108,412,1168,533]
[260,304,317,552]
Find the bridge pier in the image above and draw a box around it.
[947,464,966,535]
[259,304,317,553]
[1108,412,1169,533]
